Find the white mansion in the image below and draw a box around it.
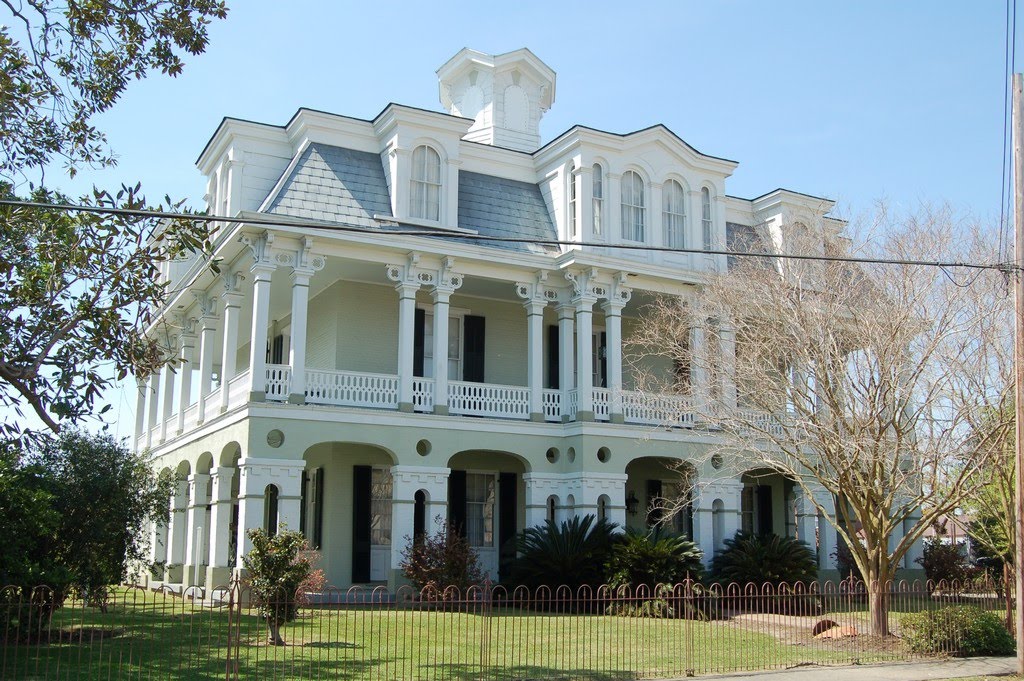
[138,48,921,590]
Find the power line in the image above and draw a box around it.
[0,198,1012,273]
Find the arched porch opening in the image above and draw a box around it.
[447,450,528,582]
[624,457,696,539]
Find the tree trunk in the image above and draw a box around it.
[267,619,285,646]
[867,586,890,636]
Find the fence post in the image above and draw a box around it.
[479,578,493,677]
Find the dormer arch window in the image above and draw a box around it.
[663,179,686,249]
[701,187,713,251]
[592,163,604,237]
[621,170,646,242]
[410,145,442,221]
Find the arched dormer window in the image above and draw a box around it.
[701,187,713,251]
[592,163,604,237]
[663,180,686,249]
[621,170,646,242]
[567,164,578,238]
[410,145,442,221]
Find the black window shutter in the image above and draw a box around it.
[757,486,774,536]
[299,470,309,536]
[413,490,426,540]
[352,465,372,582]
[498,473,518,582]
[547,324,559,389]
[413,308,425,377]
[599,331,608,388]
[448,469,467,537]
[463,315,486,382]
[313,467,325,550]
[646,479,663,526]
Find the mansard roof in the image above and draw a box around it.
[259,142,557,254]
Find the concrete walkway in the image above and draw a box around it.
[699,656,1016,681]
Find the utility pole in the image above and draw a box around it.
[1013,71,1024,677]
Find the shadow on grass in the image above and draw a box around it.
[425,663,632,681]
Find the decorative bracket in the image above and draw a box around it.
[194,292,219,319]
[435,256,464,294]
[386,252,435,290]
[239,230,277,270]
[565,267,608,302]
[221,270,245,297]
[515,271,560,307]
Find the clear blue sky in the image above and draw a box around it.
[51,1,1020,440]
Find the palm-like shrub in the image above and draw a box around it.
[605,526,704,589]
[711,532,818,587]
[510,514,618,591]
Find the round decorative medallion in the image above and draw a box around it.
[267,429,285,448]
[711,454,724,470]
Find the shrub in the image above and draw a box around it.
[509,514,618,592]
[605,526,704,589]
[917,538,970,590]
[242,528,315,645]
[710,532,818,587]
[900,606,1014,656]
[400,517,484,594]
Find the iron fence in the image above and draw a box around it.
[0,578,1011,680]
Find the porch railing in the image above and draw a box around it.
[542,389,561,421]
[412,377,435,412]
[593,387,611,421]
[305,369,399,409]
[265,364,291,401]
[227,370,250,410]
[622,390,694,427]
[448,381,530,419]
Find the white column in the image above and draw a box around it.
[575,293,596,420]
[288,268,311,403]
[219,275,243,413]
[579,165,594,242]
[196,300,218,425]
[525,300,545,420]
[793,489,817,545]
[235,458,306,566]
[523,473,562,529]
[395,281,420,411]
[390,466,450,574]
[176,328,196,435]
[557,304,575,422]
[208,467,235,568]
[602,282,630,422]
[697,479,743,564]
[134,378,147,448]
[721,325,738,409]
[146,372,160,449]
[432,287,452,414]
[184,473,211,579]
[650,181,664,257]
[167,479,189,566]
[159,360,175,443]
[691,324,708,417]
[247,263,275,401]
[607,172,622,242]
[813,490,839,572]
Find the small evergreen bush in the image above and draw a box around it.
[710,532,818,587]
[400,518,484,594]
[509,514,617,592]
[604,526,704,589]
[242,528,315,645]
[900,606,1014,656]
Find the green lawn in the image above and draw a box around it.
[0,588,961,680]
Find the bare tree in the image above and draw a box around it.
[628,205,1012,635]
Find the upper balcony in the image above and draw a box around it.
[135,229,749,454]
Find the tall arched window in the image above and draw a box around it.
[592,163,604,236]
[410,145,442,221]
[567,164,578,238]
[663,180,686,249]
[701,187,713,251]
[620,170,646,242]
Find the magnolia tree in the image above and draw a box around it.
[628,206,1012,635]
